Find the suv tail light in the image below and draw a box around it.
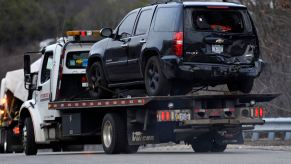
[173,32,183,57]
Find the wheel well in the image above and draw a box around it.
[88,55,102,70]
[19,108,30,127]
[142,50,159,74]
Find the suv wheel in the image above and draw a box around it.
[87,62,111,99]
[145,56,171,96]
[227,78,254,93]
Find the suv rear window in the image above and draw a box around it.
[66,51,89,69]
[192,10,245,33]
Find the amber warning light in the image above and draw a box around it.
[66,30,100,37]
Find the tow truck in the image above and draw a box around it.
[20,30,279,155]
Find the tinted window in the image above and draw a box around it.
[192,10,245,33]
[135,9,153,35]
[154,7,179,32]
[66,51,89,69]
[118,12,138,36]
[41,52,53,83]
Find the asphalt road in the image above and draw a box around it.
[1,145,290,164]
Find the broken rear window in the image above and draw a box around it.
[192,9,245,33]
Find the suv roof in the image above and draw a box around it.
[154,1,246,8]
[182,1,246,8]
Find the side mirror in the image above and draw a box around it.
[100,28,113,38]
[24,54,31,90]
[24,54,31,75]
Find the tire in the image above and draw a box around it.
[52,145,62,152]
[101,113,127,154]
[211,143,227,152]
[227,78,254,93]
[191,134,212,153]
[22,117,37,155]
[87,62,111,99]
[145,56,171,96]
[123,145,139,154]
[3,130,13,153]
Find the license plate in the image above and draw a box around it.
[177,111,191,121]
[82,82,88,87]
[212,45,223,54]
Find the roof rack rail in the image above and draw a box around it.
[150,0,182,6]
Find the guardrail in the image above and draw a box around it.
[244,118,291,141]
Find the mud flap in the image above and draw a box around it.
[127,123,158,146]
[213,127,244,145]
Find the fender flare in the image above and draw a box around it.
[19,100,46,143]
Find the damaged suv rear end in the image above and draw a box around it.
[181,2,263,93]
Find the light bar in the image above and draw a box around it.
[66,30,100,37]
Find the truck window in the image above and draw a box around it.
[41,52,53,83]
[135,9,153,35]
[118,11,138,36]
[153,7,179,32]
[66,51,89,69]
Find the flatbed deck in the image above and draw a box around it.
[48,93,280,110]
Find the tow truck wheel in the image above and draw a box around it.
[145,56,171,96]
[191,135,212,153]
[3,130,13,153]
[211,143,227,152]
[123,145,139,154]
[87,62,111,99]
[22,117,37,155]
[101,113,126,154]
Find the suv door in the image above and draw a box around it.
[128,6,155,80]
[104,10,139,82]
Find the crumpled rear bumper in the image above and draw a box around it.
[160,56,263,81]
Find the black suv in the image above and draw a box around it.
[87,1,263,98]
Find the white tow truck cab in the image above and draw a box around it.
[20,31,98,154]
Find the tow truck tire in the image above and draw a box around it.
[145,56,171,96]
[87,62,112,99]
[101,113,126,154]
[23,117,37,155]
[3,130,13,153]
[191,135,212,153]
[123,145,139,154]
[211,143,227,152]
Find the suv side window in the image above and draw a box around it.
[118,12,138,36]
[154,7,179,32]
[40,52,53,83]
[135,9,153,35]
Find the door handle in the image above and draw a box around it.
[140,39,146,44]
[121,43,128,48]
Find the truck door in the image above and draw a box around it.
[35,51,56,121]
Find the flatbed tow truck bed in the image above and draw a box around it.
[48,93,279,110]
[45,93,279,153]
